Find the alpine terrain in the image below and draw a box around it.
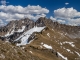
[0,17,80,60]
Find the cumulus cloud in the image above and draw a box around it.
[54,7,80,18]
[50,7,80,26]
[65,2,69,5]
[0,5,49,14]
[50,16,66,24]
[1,0,6,5]
[0,5,49,26]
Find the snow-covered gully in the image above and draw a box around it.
[14,26,45,46]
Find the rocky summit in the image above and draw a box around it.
[0,17,80,60]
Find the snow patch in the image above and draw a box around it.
[52,29,54,31]
[58,52,68,60]
[22,21,24,23]
[47,33,50,38]
[22,47,25,49]
[41,42,43,45]
[75,51,80,57]
[43,44,52,49]
[40,46,43,48]
[66,49,73,54]
[15,26,45,46]
[29,51,33,54]
[63,41,75,47]
[60,42,63,45]
[16,26,25,32]
[66,49,70,52]
[5,24,15,37]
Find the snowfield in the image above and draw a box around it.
[15,26,45,46]
[43,44,52,49]
[4,25,25,37]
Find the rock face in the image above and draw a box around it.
[0,17,80,60]
[0,17,80,43]
[6,18,34,32]
[0,18,35,42]
[35,17,46,27]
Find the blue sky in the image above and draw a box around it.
[0,0,80,26]
[6,0,80,17]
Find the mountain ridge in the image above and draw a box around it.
[0,17,80,60]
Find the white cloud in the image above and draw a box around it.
[50,7,80,26]
[0,19,6,26]
[0,5,49,14]
[65,2,69,5]
[0,0,9,5]
[50,16,65,24]
[0,19,3,24]
[0,5,49,26]
[54,7,80,18]
[1,0,6,5]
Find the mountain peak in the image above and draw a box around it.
[0,17,80,60]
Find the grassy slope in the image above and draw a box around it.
[0,26,80,60]
[30,27,80,60]
[0,39,60,60]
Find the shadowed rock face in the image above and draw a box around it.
[35,17,46,27]
[6,18,34,32]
